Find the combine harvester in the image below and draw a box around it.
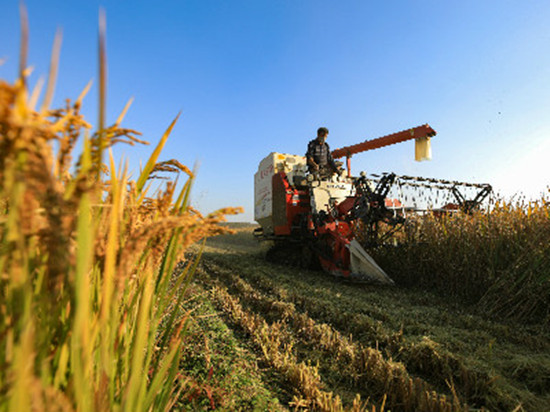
[253,125,492,285]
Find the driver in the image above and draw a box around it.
[306,127,339,178]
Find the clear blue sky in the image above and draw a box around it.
[2,1,549,221]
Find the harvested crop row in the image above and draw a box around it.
[206,249,549,353]
[200,252,506,409]
[205,282,374,411]
[199,260,474,412]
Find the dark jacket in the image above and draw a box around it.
[306,139,337,172]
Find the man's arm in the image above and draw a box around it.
[306,141,319,170]
[307,156,318,169]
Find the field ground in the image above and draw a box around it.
[180,225,550,411]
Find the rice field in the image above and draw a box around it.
[188,226,550,411]
[2,9,549,412]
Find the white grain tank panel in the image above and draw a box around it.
[254,153,307,231]
[254,153,277,223]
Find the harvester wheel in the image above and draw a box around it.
[266,241,301,267]
[265,241,320,270]
[300,244,317,270]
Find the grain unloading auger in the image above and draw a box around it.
[253,125,492,284]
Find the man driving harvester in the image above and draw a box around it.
[306,127,339,179]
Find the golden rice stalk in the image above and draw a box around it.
[0,10,241,412]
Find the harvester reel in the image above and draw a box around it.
[451,184,493,214]
[352,170,495,248]
[366,173,493,217]
[350,172,405,247]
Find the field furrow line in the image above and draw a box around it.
[199,259,477,412]
[200,253,505,409]
[201,277,376,411]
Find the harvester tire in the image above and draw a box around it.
[266,242,300,267]
[300,244,319,270]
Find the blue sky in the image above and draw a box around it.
[1,1,549,221]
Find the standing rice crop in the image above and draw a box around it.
[369,197,550,326]
[0,10,240,411]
